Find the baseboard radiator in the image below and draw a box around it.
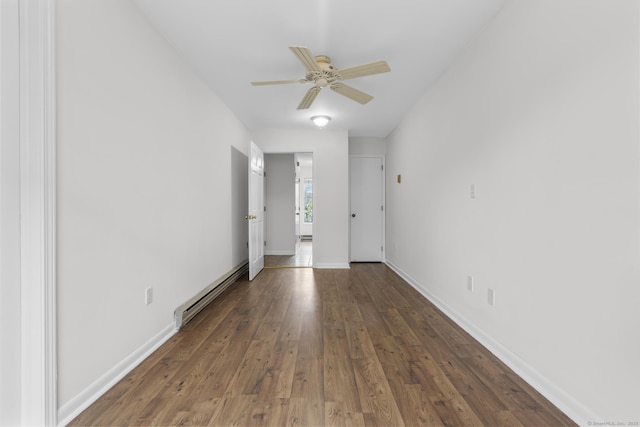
[174,260,249,329]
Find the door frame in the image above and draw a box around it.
[21,0,57,423]
[262,150,315,267]
[349,155,385,262]
[0,0,58,424]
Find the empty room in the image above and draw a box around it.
[1,0,638,426]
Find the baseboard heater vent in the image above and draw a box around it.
[174,260,248,329]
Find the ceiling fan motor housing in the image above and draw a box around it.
[307,55,339,87]
[315,55,334,70]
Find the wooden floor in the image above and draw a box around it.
[264,242,313,268]
[70,264,575,426]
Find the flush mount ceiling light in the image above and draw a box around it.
[311,115,331,128]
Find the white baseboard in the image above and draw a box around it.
[385,259,598,427]
[57,323,177,426]
[314,262,350,269]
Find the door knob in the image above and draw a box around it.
[351,214,356,218]
[252,215,257,220]
[244,215,249,219]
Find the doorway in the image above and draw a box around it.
[264,153,313,268]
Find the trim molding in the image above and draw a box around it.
[314,262,350,269]
[385,259,598,426]
[19,0,57,425]
[57,323,177,426]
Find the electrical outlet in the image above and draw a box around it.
[467,275,474,292]
[145,287,153,305]
[470,184,476,199]
[487,288,495,306]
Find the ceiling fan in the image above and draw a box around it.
[251,46,391,110]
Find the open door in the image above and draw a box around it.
[294,159,301,253]
[248,141,265,280]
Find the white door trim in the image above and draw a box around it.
[1,1,22,423]
[349,155,385,262]
[18,0,57,424]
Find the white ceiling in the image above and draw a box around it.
[133,0,506,137]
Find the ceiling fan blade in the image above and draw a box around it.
[289,46,321,72]
[337,60,390,80]
[251,79,302,86]
[297,87,321,110]
[330,83,373,105]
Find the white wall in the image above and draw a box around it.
[253,130,349,268]
[386,0,639,422]
[349,136,387,156]
[57,0,250,417]
[265,153,295,255]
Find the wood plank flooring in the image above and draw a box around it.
[264,242,313,268]
[70,263,575,426]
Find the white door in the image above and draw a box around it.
[350,156,384,262]
[248,141,265,280]
[294,160,301,252]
